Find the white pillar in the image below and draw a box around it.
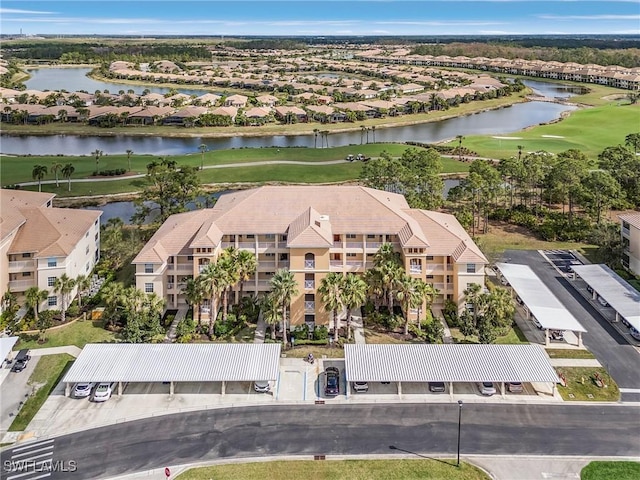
[65,383,71,397]
[545,329,550,346]
[346,382,350,399]
[397,382,402,397]
[501,382,505,398]
[615,312,620,322]
[592,291,596,300]
[221,381,226,395]
[449,382,454,399]
[578,331,583,348]
[170,381,174,395]
[526,308,531,319]
[118,381,123,396]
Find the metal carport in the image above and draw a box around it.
[496,262,587,346]
[571,264,640,331]
[0,336,19,366]
[344,344,560,397]
[62,343,281,396]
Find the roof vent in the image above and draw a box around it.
[319,215,330,222]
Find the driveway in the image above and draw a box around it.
[503,250,640,402]
[0,357,40,433]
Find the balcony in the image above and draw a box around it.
[8,279,35,291]
[333,241,342,248]
[167,283,175,291]
[304,301,315,312]
[622,226,630,237]
[305,260,315,269]
[257,279,272,287]
[409,267,422,274]
[258,260,276,269]
[257,242,276,249]
[330,260,343,268]
[238,242,256,249]
[304,280,315,289]
[365,242,383,249]
[279,261,290,268]
[432,283,445,291]
[345,242,364,249]
[8,260,35,272]
[198,264,210,273]
[169,263,193,272]
[425,265,444,273]
[221,242,235,248]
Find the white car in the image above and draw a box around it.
[532,316,543,329]
[73,382,94,398]
[597,296,610,307]
[352,381,369,393]
[254,380,270,393]
[630,327,640,341]
[478,382,496,396]
[92,383,112,402]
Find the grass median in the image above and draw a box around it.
[8,353,74,432]
[581,461,640,480]
[15,319,117,350]
[175,459,490,480]
[556,367,619,402]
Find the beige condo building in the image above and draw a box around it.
[1,189,102,314]
[133,186,487,326]
[620,212,640,276]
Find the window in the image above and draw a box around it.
[346,234,357,239]
[22,272,31,277]
[347,253,357,258]
[265,252,275,258]
[466,264,476,274]
[622,221,630,230]
[94,219,99,227]
[280,253,289,261]
[304,273,315,289]
[145,264,153,273]
[410,258,422,273]
[426,255,434,260]
[187,255,193,260]
[86,245,90,255]
[367,234,376,239]
[246,234,255,239]
[85,231,89,238]
[48,296,57,306]
[47,258,57,267]
[305,253,315,269]
[95,233,99,241]
[22,253,31,258]
[426,275,434,279]
[265,234,275,240]
[144,283,154,293]
[47,276,56,287]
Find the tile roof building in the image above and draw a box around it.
[1,189,102,313]
[133,186,487,327]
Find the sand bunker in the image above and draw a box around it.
[541,135,565,138]
[491,136,523,140]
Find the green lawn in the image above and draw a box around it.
[175,460,490,480]
[449,325,528,345]
[15,319,117,350]
[9,354,74,431]
[556,367,620,402]
[284,344,346,359]
[581,461,640,480]
[545,349,596,359]
[462,103,639,160]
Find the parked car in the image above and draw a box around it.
[477,382,496,396]
[532,316,543,329]
[324,366,340,396]
[73,382,95,398]
[597,296,610,307]
[586,285,594,294]
[352,381,369,393]
[254,380,270,393]
[346,154,355,162]
[428,382,446,393]
[10,350,30,373]
[92,383,113,402]
[621,318,631,328]
[630,327,640,341]
[515,296,523,305]
[500,276,510,286]
[507,382,524,393]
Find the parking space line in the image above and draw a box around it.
[303,368,307,402]
[11,447,53,459]
[275,370,281,400]
[11,440,54,453]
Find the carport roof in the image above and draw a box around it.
[571,264,640,331]
[344,344,559,383]
[0,336,18,363]
[496,262,587,333]
[62,343,281,383]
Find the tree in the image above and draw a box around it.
[54,274,76,324]
[51,161,62,188]
[25,287,48,327]
[415,281,438,327]
[396,274,422,335]
[625,133,640,155]
[62,163,75,191]
[32,164,47,192]
[198,262,225,338]
[217,249,240,322]
[199,144,207,170]
[313,128,320,148]
[580,170,623,224]
[269,269,298,347]
[372,243,404,313]
[463,283,483,322]
[599,145,640,207]
[456,134,464,161]
[75,274,91,308]
[342,273,367,340]
[261,292,280,340]
[126,149,134,172]
[548,149,590,219]
[318,273,345,343]
[92,149,103,171]
[236,250,257,302]
[183,278,205,327]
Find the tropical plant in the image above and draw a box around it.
[62,163,75,191]
[261,292,280,340]
[25,286,48,326]
[236,250,257,301]
[75,274,91,308]
[183,278,205,327]
[269,268,298,347]
[318,273,345,342]
[198,262,226,337]
[54,273,76,323]
[51,161,63,188]
[342,273,368,340]
[126,149,134,172]
[199,143,207,170]
[395,275,423,335]
[32,164,47,192]
[92,149,103,171]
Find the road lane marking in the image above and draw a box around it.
[619,388,640,393]
[11,447,53,459]
[7,469,51,480]
[11,440,54,453]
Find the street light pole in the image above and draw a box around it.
[457,400,463,467]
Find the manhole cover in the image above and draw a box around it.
[568,393,575,398]
[587,393,594,399]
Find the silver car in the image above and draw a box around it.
[73,382,95,398]
[254,380,270,393]
[478,382,497,396]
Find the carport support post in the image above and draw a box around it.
[449,382,454,399]
[65,383,71,397]
[169,381,174,395]
[577,331,583,348]
[118,381,122,396]
[501,382,505,398]
[397,381,402,397]
[545,328,550,347]
[221,381,226,395]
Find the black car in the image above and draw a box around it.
[428,382,446,393]
[324,366,340,396]
[11,350,30,373]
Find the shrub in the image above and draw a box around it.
[66,304,80,318]
[292,324,309,340]
[313,325,329,340]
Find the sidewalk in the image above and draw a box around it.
[164,307,188,343]
[548,358,602,367]
[27,346,82,357]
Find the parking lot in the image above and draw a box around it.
[540,249,583,276]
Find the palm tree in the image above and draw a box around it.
[126,149,134,172]
[371,125,376,143]
[342,273,367,340]
[318,273,345,343]
[62,163,75,191]
[415,281,438,328]
[269,269,298,347]
[456,135,464,161]
[75,274,91,308]
[183,278,205,327]
[198,262,225,337]
[463,283,483,322]
[54,274,76,323]
[100,281,124,327]
[517,145,524,162]
[25,286,48,326]
[261,292,280,340]
[92,149,103,171]
[32,164,47,192]
[360,125,366,144]
[218,251,239,322]
[236,250,257,302]
[396,275,422,335]
[199,144,207,170]
[313,128,320,148]
[51,161,63,188]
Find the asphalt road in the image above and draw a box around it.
[0,357,40,433]
[504,250,640,402]
[2,403,639,480]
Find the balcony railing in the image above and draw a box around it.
[346,260,363,267]
[169,263,192,272]
[304,301,315,311]
[167,283,175,291]
[345,242,364,249]
[333,240,342,247]
[8,260,35,272]
[365,242,383,249]
[304,280,315,289]
[305,260,315,269]
[258,261,276,269]
[433,283,445,291]
[279,261,290,268]
[257,280,272,287]
[622,227,630,237]
[238,242,256,249]
[330,260,343,267]
[198,264,210,273]
[8,279,35,291]
[409,267,422,274]
[257,242,276,248]
[221,242,235,248]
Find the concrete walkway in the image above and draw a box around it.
[350,312,366,344]
[164,307,189,343]
[254,311,266,343]
[27,346,82,358]
[549,358,602,367]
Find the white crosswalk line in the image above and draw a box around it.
[11,446,53,459]
[11,440,54,453]
[620,387,640,393]
[24,475,51,480]
[7,469,49,480]
[10,452,53,463]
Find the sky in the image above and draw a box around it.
[1,1,639,36]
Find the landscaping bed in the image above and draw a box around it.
[556,367,619,402]
[545,349,596,359]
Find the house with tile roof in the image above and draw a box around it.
[133,186,487,327]
[1,189,102,314]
